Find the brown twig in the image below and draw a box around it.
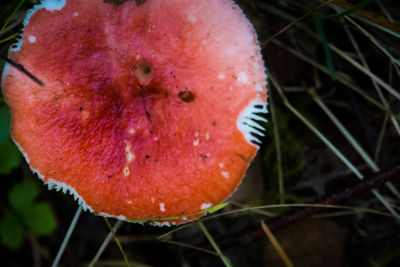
[267,162,400,231]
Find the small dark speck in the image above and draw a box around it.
[79,107,83,111]
[154,159,159,162]
[212,121,216,126]
[150,130,153,134]
[108,175,112,179]
[8,74,13,78]
[199,154,209,159]
[146,155,150,159]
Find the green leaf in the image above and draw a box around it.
[8,179,39,211]
[22,202,57,236]
[0,214,24,250]
[0,106,11,142]
[0,138,21,175]
[201,202,229,214]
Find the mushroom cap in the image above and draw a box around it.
[2,0,267,225]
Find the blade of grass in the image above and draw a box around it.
[261,221,293,267]
[270,39,390,115]
[308,89,400,198]
[103,218,129,267]
[374,112,390,162]
[343,16,400,67]
[269,92,285,203]
[323,0,400,38]
[0,32,19,43]
[313,15,335,78]
[51,205,83,267]
[197,220,232,267]
[375,0,394,22]
[0,0,25,36]
[328,42,400,100]
[268,70,400,221]
[262,0,334,48]
[158,239,219,256]
[88,220,124,267]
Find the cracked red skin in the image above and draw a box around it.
[2,0,267,223]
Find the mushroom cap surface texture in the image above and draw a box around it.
[2,0,268,225]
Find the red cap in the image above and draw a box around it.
[2,0,268,225]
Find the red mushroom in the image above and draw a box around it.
[2,0,268,225]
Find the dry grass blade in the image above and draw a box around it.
[88,220,124,267]
[158,239,219,256]
[262,0,334,47]
[267,71,400,220]
[326,0,400,37]
[261,221,293,267]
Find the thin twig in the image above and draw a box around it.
[267,162,400,231]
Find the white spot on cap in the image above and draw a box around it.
[182,217,188,221]
[248,34,254,42]
[205,132,210,140]
[159,203,166,212]
[128,128,135,135]
[123,167,130,176]
[253,63,260,69]
[218,73,225,80]
[237,72,249,84]
[195,132,199,137]
[151,197,155,203]
[187,14,197,23]
[221,171,230,179]
[219,163,224,168]
[206,153,210,157]
[193,139,200,146]
[201,203,212,210]
[127,200,133,205]
[28,35,36,43]
[73,12,78,17]
[255,84,263,92]
[125,143,135,162]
